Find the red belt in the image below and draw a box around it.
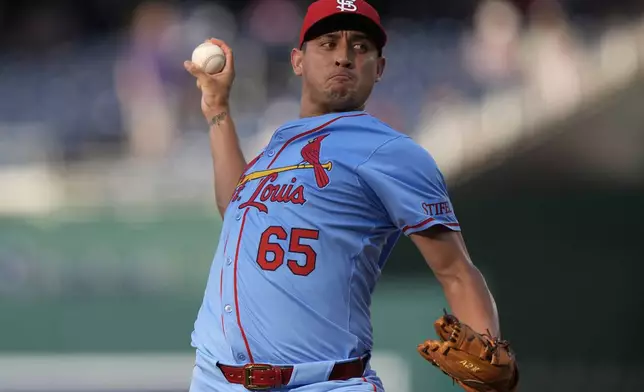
[217,356,368,390]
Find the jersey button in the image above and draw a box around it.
[224,304,232,313]
[275,134,283,141]
[237,353,246,361]
[267,149,275,157]
[235,212,241,220]
[226,256,232,265]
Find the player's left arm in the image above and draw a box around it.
[357,134,500,337]
[409,226,500,337]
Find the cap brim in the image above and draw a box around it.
[301,13,386,51]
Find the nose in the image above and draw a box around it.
[335,57,353,68]
[334,42,354,69]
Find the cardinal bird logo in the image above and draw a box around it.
[300,134,330,188]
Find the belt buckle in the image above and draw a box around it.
[243,363,273,390]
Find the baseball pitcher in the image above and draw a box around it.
[183,0,519,391]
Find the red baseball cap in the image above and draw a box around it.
[299,0,387,51]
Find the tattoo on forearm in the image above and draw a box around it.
[209,112,228,128]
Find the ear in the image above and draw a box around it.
[291,48,304,76]
[375,56,386,82]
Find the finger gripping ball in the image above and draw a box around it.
[191,42,226,74]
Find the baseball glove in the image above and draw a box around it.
[417,312,519,392]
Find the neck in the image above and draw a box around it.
[298,99,365,119]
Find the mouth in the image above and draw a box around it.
[329,73,354,82]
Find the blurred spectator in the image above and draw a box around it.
[520,0,585,113]
[243,0,302,47]
[461,0,523,91]
[113,1,183,160]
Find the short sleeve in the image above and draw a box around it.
[356,136,460,236]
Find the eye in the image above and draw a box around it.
[321,41,336,49]
[353,43,369,52]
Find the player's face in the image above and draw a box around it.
[291,30,386,112]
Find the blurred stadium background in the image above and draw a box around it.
[1,0,643,391]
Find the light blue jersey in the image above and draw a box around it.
[190,111,460,391]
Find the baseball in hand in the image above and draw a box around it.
[191,42,226,74]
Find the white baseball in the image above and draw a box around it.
[191,42,226,74]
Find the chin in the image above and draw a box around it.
[326,88,355,105]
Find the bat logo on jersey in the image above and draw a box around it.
[231,134,332,213]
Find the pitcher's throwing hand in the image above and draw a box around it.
[184,38,235,121]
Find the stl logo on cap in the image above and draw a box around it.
[336,0,358,12]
